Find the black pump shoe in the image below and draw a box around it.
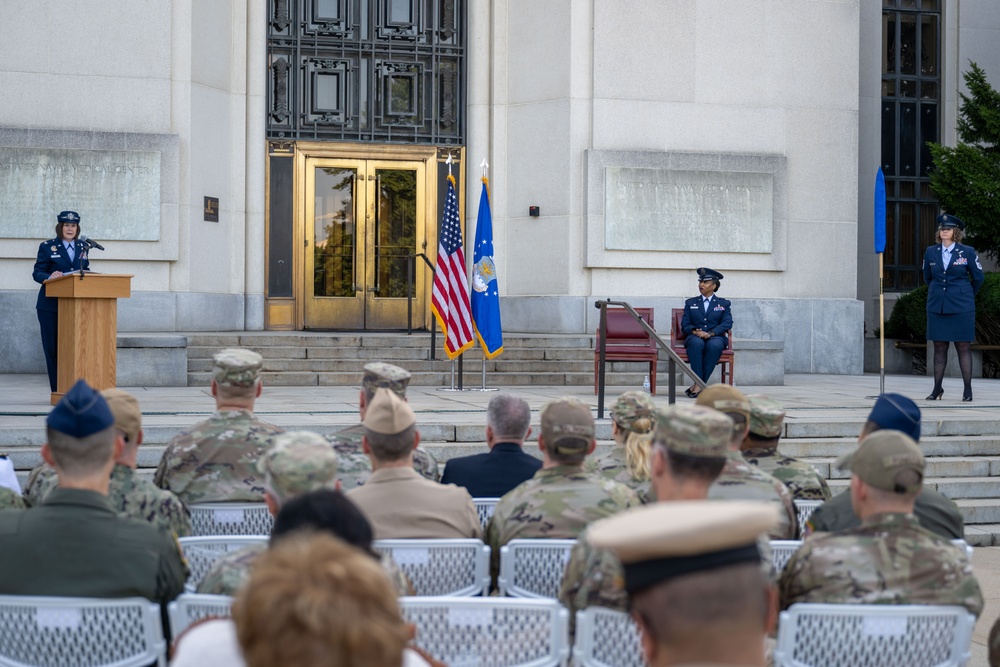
[963,390,973,402]
[926,388,944,400]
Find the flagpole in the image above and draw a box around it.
[879,252,885,395]
[468,157,498,392]
[867,167,887,400]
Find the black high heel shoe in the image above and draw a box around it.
[963,389,973,402]
[926,388,944,400]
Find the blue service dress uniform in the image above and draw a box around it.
[32,238,90,391]
[681,294,733,382]
[922,242,984,342]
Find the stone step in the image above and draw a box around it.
[186,345,599,363]
[187,370,655,388]
[779,435,1000,458]
[185,333,596,349]
[187,357,637,375]
[825,476,1000,500]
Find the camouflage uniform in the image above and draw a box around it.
[586,391,655,502]
[0,486,25,510]
[586,449,652,503]
[154,350,283,504]
[779,512,983,616]
[708,451,798,539]
[327,424,440,488]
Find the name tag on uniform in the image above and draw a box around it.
[953,257,967,266]
[688,305,698,309]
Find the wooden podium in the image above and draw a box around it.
[43,273,133,405]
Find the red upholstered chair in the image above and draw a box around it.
[593,307,658,395]
[670,308,735,385]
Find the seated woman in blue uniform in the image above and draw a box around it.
[923,214,985,402]
[32,210,90,392]
[681,267,732,398]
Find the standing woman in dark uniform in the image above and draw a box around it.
[923,214,985,402]
[681,267,732,398]
[32,211,90,392]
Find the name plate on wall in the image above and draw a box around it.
[0,147,161,240]
[604,167,773,253]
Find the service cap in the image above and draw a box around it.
[589,500,779,594]
[697,267,724,282]
[257,431,339,499]
[57,211,80,224]
[212,349,264,388]
[695,384,751,422]
[47,379,114,438]
[611,391,655,434]
[747,394,785,438]
[936,213,965,231]
[654,404,731,459]
[101,388,142,444]
[867,393,921,442]
[362,362,412,399]
[835,430,924,494]
[540,397,595,454]
[362,387,416,435]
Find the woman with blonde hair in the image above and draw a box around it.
[588,390,656,502]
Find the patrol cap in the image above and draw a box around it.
[57,211,80,224]
[747,394,785,438]
[611,391,655,434]
[362,387,416,435]
[47,379,114,438]
[589,500,779,594]
[867,393,921,442]
[654,404,732,459]
[697,267,724,282]
[835,430,924,494]
[695,384,751,422]
[362,362,412,399]
[936,213,964,231]
[257,431,339,499]
[212,349,264,388]
[540,397,595,454]
[101,388,142,444]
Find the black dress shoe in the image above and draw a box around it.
[684,388,696,398]
[963,390,973,402]
[926,388,944,400]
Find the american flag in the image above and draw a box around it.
[431,174,474,359]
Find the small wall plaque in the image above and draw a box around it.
[204,196,219,222]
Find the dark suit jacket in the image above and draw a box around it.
[681,294,733,337]
[33,237,91,311]
[440,442,543,498]
[923,242,984,315]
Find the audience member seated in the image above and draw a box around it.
[154,349,283,504]
[330,362,440,487]
[485,397,640,583]
[780,430,983,616]
[0,380,185,617]
[0,454,24,510]
[233,533,443,667]
[586,390,656,502]
[23,388,192,536]
[348,388,481,539]
[440,392,541,497]
[805,392,965,539]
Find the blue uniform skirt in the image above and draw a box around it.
[927,310,975,342]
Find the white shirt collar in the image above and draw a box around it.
[942,243,955,252]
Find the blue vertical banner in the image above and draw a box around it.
[471,177,504,358]
[874,167,886,254]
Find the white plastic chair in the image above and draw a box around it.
[793,499,822,529]
[770,540,803,574]
[474,498,500,528]
[399,596,569,667]
[774,603,975,667]
[572,606,644,667]
[178,536,269,592]
[373,539,491,597]
[951,539,973,561]
[0,595,166,667]
[167,593,235,638]
[187,502,274,536]
[498,539,577,598]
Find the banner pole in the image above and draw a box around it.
[879,253,885,395]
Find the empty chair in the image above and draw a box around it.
[474,498,501,529]
[770,540,803,574]
[187,503,273,537]
[773,603,975,667]
[399,596,569,667]
[498,539,577,598]
[793,499,822,529]
[0,595,166,667]
[373,539,490,597]
[178,536,269,592]
[167,593,235,638]
[572,606,644,667]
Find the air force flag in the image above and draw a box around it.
[471,177,504,358]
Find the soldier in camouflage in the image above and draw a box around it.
[585,390,656,503]
[485,397,640,585]
[22,389,191,536]
[154,349,283,504]
[328,362,440,488]
[741,394,831,501]
[560,404,732,632]
[197,431,411,596]
[697,384,798,539]
[0,487,24,510]
[779,430,983,616]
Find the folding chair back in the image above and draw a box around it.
[770,540,803,574]
[793,500,822,529]
[178,536,269,592]
[167,593,235,638]
[774,603,975,667]
[400,596,569,667]
[0,595,166,667]
[187,503,273,536]
[373,539,490,597]
[473,498,500,529]
[572,606,644,667]
[498,539,577,598]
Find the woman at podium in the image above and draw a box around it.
[32,210,90,392]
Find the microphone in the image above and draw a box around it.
[79,235,105,251]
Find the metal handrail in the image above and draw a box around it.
[594,299,705,417]
[406,253,437,360]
